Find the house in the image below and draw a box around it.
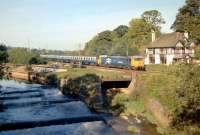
[145,32,196,65]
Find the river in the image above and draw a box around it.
[0,79,118,135]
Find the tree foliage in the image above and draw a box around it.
[84,30,113,56]
[165,64,200,135]
[8,48,45,65]
[113,25,129,38]
[195,46,200,59]
[172,0,200,42]
[0,44,8,64]
[127,18,152,48]
[0,44,8,78]
[142,10,165,31]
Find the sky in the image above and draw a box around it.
[0,0,185,50]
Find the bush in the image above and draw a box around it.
[0,44,8,64]
[195,46,200,60]
[111,93,136,115]
[168,64,200,133]
[29,56,46,65]
[46,74,58,85]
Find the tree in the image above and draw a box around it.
[8,48,45,65]
[84,30,114,56]
[0,44,8,78]
[29,56,45,65]
[113,25,129,38]
[0,44,8,64]
[172,0,200,42]
[128,18,152,48]
[141,10,165,31]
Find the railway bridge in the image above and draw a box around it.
[101,79,132,90]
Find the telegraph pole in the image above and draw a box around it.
[126,43,129,56]
[27,38,31,51]
[78,43,81,56]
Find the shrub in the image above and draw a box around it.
[46,73,58,85]
[111,93,132,115]
[195,45,200,60]
[168,64,200,133]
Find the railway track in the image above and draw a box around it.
[86,65,144,76]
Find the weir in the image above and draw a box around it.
[0,115,105,131]
[0,80,118,135]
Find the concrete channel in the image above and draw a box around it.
[0,79,118,135]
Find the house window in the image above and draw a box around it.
[175,48,184,54]
[185,48,192,54]
[167,48,172,54]
[160,48,166,54]
[148,49,155,54]
[155,49,160,54]
[149,56,155,64]
[160,55,166,64]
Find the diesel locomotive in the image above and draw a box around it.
[97,55,145,70]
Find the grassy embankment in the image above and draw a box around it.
[112,65,181,133]
[55,67,125,80]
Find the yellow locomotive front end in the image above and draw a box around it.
[131,56,145,70]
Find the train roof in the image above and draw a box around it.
[131,56,144,58]
[41,55,96,58]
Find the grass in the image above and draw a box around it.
[128,126,139,134]
[112,64,182,134]
[112,93,158,124]
[138,64,180,113]
[55,67,124,80]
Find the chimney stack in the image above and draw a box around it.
[151,30,156,42]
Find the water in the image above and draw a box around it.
[0,79,118,135]
[0,121,115,135]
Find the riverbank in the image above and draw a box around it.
[111,65,176,134]
[112,64,200,134]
